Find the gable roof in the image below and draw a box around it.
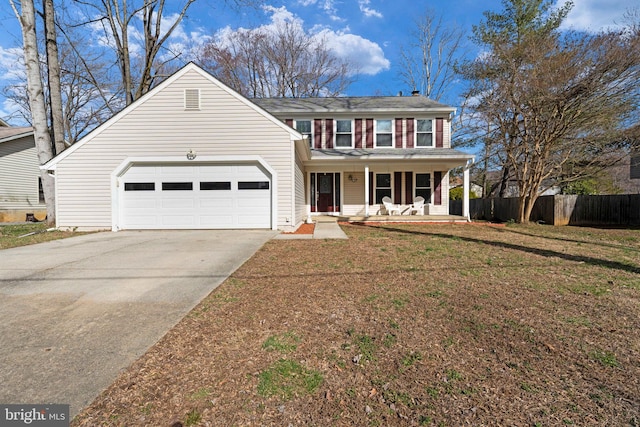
[0,126,33,144]
[252,96,456,115]
[42,62,304,170]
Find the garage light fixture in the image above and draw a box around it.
[186,149,197,160]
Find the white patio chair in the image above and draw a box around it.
[408,196,425,215]
[381,196,401,215]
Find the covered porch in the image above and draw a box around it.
[312,214,469,223]
[303,148,475,223]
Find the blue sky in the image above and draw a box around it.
[0,0,637,124]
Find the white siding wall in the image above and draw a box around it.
[0,136,44,209]
[54,69,294,229]
[294,150,306,226]
[342,172,366,215]
[443,117,451,149]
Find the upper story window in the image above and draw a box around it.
[416,119,434,147]
[375,119,393,147]
[335,119,353,148]
[295,120,312,147]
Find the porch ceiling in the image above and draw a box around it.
[305,148,474,168]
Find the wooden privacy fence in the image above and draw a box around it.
[450,194,640,226]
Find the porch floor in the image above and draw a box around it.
[312,214,469,223]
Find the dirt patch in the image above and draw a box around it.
[72,224,640,426]
[283,223,315,234]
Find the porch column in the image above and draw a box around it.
[364,164,370,216]
[463,161,471,221]
[306,172,312,223]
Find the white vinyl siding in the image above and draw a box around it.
[0,135,45,210]
[53,68,297,230]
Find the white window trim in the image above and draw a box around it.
[374,119,394,148]
[415,172,432,203]
[374,172,393,204]
[415,118,435,148]
[334,119,354,149]
[294,119,313,148]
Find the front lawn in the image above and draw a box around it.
[72,223,640,426]
[0,223,83,249]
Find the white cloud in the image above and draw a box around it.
[214,6,389,76]
[358,0,383,19]
[0,46,24,82]
[557,0,634,32]
[318,30,390,75]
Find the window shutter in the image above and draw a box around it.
[355,118,363,148]
[406,118,414,148]
[184,89,200,110]
[326,119,334,149]
[369,171,374,205]
[314,119,322,149]
[366,119,374,148]
[435,118,443,148]
[285,119,293,127]
[394,172,402,204]
[405,171,413,204]
[434,171,442,205]
[395,119,403,148]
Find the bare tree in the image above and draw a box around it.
[73,0,196,105]
[201,19,353,98]
[398,9,466,102]
[459,0,640,223]
[43,0,65,154]
[11,0,56,224]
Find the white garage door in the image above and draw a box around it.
[119,164,271,229]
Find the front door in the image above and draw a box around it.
[317,173,333,212]
[311,172,341,213]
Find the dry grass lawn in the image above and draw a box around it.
[0,223,83,249]
[72,223,640,426]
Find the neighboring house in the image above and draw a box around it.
[0,122,46,222]
[482,170,561,198]
[41,63,474,231]
[632,149,640,180]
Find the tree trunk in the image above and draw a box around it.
[43,0,65,154]
[498,165,510,198]
[13,0,56,225]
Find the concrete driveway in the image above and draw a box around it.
[0,229,276,418]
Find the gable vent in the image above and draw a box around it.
[184,89,201,110]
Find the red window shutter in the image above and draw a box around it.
[405,171,413,204]
[285,119,293,127]
[435,118,443,148]
[314,119,322,149]
[369,171,374,205]
[355,118,363,148]
[366,119,374,148]
[406,118,414,148]
[326,119,334,149]
[394,172,402,204]
[395,118,403,148]
[434,171,442,205]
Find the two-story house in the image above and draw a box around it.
[41,63,473,231]
[253,97,474,221]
